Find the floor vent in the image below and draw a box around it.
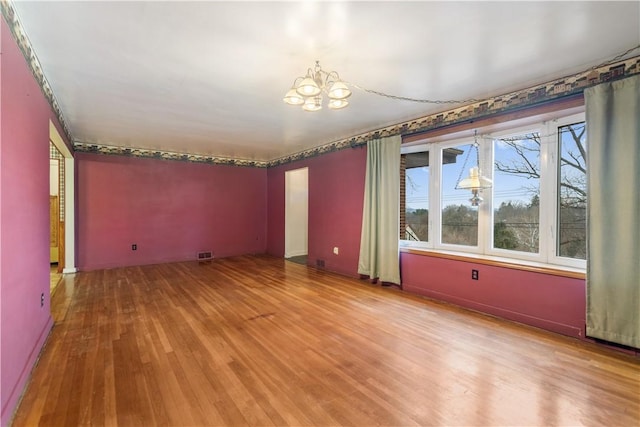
[197,251,213,262]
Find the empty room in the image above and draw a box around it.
[1,1,639,426]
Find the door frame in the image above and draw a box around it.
[284,167,309,259]
[49,121,76,273]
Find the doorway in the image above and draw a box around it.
[49,150,63,293]
[285,167,308,264]
[49,121,76,296]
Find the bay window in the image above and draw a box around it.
[400,110,586,270]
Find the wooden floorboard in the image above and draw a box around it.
[11,255,640,426]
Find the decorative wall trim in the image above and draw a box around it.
[3,0,638,169]
[267,55,639,167]
[73,142,269,168]
[1,0,74,144]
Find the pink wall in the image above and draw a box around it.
[76,153,267,270]
[400,252,587,338]
[266,145,588,339]
[0,14,605,423]
[0,19,55,426]
[267,147,367,277]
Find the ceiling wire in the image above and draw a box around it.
[345,44,640,105]
[483,124,585,144]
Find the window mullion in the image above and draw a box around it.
[477,138,493,255]
[432,147,442,248]
[539,119,557,265]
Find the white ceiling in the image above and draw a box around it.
[10,1,640,162]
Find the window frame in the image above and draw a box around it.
[486,123,544,263]
[436,137,485,254]
[400,109,586,271]
[547,113,588,270]
[402,144,434,248]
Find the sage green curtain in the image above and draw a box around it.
[585,74,640,349]
[358,135,401,285]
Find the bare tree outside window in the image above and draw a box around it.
[493,123,587,259]
[558,122,587,259]
[493,133,541,253]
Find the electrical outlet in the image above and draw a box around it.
[333,247,339,255]
[40,293,44,307]
[132,244,137,251]
[471,269,479,280]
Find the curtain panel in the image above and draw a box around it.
[585,74,640,349]
[358,135,401,285]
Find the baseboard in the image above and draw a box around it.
[285,251,308,258]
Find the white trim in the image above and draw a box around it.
[486,123,543,262]
[284,167,308,260]
[401,246,586,277]
[548,113,588,270]
[437,137,481,253]
[63,156,76,273]
[285,250,308,258]
[49,121,76,273]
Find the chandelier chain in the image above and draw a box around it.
[344,82,482,105]
[454,146,473,190]
[482,123,585,143]
[454,131,481,190]
[345,44,640,105]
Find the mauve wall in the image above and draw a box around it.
[0,19,55,426]
[267,147,367,277]
[76,153,267,270]
[266,144,587,338]
[400,253,587,338]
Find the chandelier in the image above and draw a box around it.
[283,61,352,112]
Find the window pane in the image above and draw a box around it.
[492,133,540,253]
[558,122,587,259]
[441,145,478,246]
[403,152,429,241]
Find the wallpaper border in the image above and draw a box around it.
[75,55,640,168]
[267,56,639,167]
[2,0,639,168]
[73,143,270,168]
[1,0,74,144]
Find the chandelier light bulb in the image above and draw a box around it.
[328,81,351,100]
[328,98,349,109]
[302,95,323,112]
[283,88,305,105]
[297,76,321,97]
[458,166,482,190]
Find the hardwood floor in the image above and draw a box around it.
[12,255,640,426]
